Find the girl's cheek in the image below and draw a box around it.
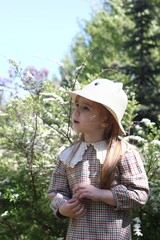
[88,115,96,121]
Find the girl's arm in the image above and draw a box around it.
[73,184,116,206]
[110,147,149,210]
[47,160,71,219]
[73,146,149,209]
[58,197,86,218]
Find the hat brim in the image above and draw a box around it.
[68,90,126,135]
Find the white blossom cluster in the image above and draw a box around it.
[133,217,143,237]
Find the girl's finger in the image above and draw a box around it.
[73,183,86,193]
[68,197,78,203]
[72,186,79,194]
[73,202,83,212]
[75,204,86,217]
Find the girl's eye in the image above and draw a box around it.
[83,106,89,110]
[75,103,79,108]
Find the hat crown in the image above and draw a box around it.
[82,79,127,119]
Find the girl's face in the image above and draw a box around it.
[72,96,108,142]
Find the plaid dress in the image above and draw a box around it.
[47,141,149,240]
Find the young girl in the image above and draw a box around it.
[47,79,149,240]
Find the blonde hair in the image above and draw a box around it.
[70,98,127,189]
[99,109,127,189]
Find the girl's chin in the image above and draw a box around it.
[73,128,80,133]
[73,126,82,133]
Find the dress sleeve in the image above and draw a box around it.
[111,146,149,210]
[47,159,71,219]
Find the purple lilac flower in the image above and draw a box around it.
[8,69,16,78]
[23,66,49,82]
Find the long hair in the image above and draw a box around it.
[99,109,127,189]
[70,97,127,189]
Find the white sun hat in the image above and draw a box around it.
[68,78,128,134]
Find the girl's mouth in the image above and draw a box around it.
[73,120,79,124]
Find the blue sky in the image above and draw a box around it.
[0,0,98,78]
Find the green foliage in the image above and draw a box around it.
[121,0,160,122]
[0,1,160,237]
[124,118,160,239]
[122,90,140,134]
[61,0,131,84]
[61,0,160,123]
[0,64,70,239]
[0,61,160,239]
[120,88,160,239]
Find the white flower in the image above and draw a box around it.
[1,177,10,184]
[41,92,64,103]
[40,93,55,97]
[59,87,66,93]
[46,112,54,119]
[151,140,160,147]
[0,111,8,117]
[141,118,155,126]
[124,135,146,143]
[75,65,83,71]
[133,217,141,223]
[25,71,34,80]
[12,193,19,199]
[72,79,81,90]
[1,211,8,217]
[156,167,160,173]
[43,98,56,103]
[133,217,143,236]
[135,125,142,130]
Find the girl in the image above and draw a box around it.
[47,79,149,240]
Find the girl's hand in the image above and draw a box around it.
[59,197,86,218]
[73,183,102,202]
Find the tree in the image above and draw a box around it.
[121,0,160,122]
[0,63,69,239]
[60,0,130,85]
[0,1,160,237]
[61,0,160,124]
[0,62,159,239]
[58,1,160,238]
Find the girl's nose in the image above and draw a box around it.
[73,108,80,116]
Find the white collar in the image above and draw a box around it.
[59,141,107,168]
